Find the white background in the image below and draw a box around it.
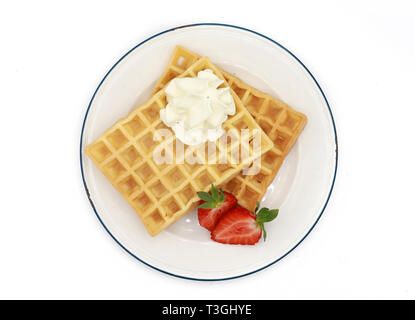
[1,0,414,299]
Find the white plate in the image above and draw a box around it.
[80,24,337,280]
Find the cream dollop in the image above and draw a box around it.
[160,69,235,145]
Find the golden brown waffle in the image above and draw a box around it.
[85,57,274,236]
[153,46,307,211]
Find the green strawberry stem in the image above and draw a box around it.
[255,201,279,241]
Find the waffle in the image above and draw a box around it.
[153,46,307,211]
[85,57,274,236]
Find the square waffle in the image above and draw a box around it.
[85,57,274,236]
[153,46,307,211]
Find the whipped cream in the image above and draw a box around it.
[160,69,236,145]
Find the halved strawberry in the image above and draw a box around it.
[211,202,279,245]
[197,184,237,231]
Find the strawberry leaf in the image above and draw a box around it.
[255,206,279,242]
[198,202,216,209]
[197,191,213,202]
[197,186,225,209]
[219,188,225,202]
[257,208,279,223]
[211,184,219,202]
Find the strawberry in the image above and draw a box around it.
[197,184,237,231]
[211,202,279,245]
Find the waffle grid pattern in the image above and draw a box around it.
[86,57,274,235]
[153,46,307,210]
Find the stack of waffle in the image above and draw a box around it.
[85,46,306,236]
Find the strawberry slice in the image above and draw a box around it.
[197,185,237,231]
[211,202,279,245]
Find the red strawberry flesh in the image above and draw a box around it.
[211,207,262,245]
[198,191,237,231]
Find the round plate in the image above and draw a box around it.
[80,23,337,281]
